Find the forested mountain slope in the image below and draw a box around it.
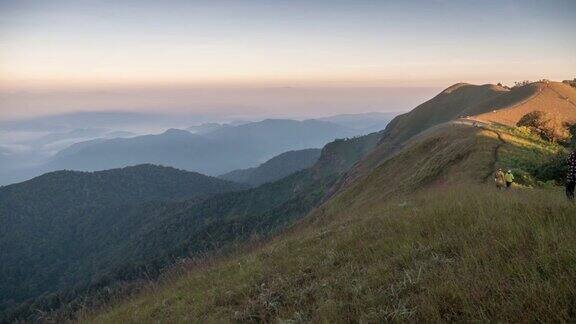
[0,165,245,320]
[219,148,321,186]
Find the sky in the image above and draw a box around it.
[0,0,575,120]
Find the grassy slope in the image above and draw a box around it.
[86,124,574,323]
[474,81,576,127]
[340,83,515,188]
[339,81,575,194]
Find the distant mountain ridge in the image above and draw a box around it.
[187,122,230,134]
[43,118,356,176]
[0,113,397,185]
[317,111,399,134]
[219,148,322,186]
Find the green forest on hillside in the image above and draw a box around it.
[0,165,246,320]
[219,148,322,186]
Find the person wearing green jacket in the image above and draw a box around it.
[505,170,514,189]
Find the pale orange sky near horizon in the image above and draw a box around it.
[0,86,444,121]
[1,0,574,120]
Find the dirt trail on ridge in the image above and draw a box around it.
[452,120,506,183]
[482,129,506,182]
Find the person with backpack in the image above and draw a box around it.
[494,168,505,189]
[567,151,576,201]
[505,170,514,189]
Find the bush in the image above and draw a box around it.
[533,151,569,185]
[516,111,566,143]
[562,78,576,88]
[512,169,536,187]
[513,80,531,88]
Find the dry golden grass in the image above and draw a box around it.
[475,81,576,129]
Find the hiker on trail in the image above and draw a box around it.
[567,151,576,201]
[505,170,514,189]
[494,168,505,189]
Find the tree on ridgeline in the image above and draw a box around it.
[513,80,532,88]
[516,110,566,143]
[563,78,576,88]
